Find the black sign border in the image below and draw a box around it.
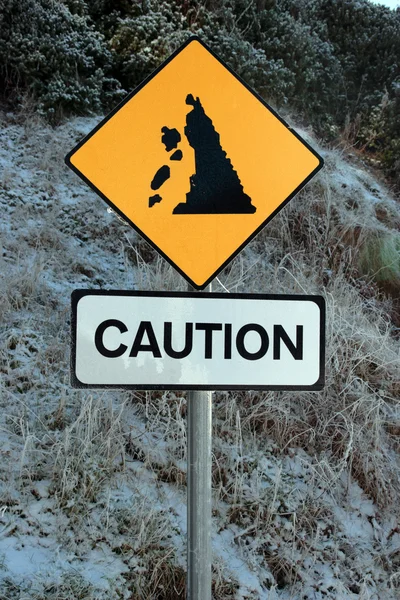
[71,290,325,391]
[65,36,324,290]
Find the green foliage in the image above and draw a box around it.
[314,0,400,120]
[358,231,400,294]
[0,0,122,120]
[103,1,289,107]
[107,1,189,90]
[250,6,342,125]
[0,0,398,184]
[358,81,400,186]
[269,0,400,179]
[189,4,291,106]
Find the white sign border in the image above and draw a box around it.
[71,290,325,391]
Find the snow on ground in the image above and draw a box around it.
[0,111,399,598]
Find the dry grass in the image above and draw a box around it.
[49,395,127,509]
[124,233,187,291]
[202,143,400,594]
[124,549,187,599]
[0,571,95,600]
[1,114,399,597]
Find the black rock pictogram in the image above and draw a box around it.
[149,128,183,207]
[148,94,255,214]
[161,127,181,151]
[151,165,170,190]
[173,94,255,214]
[149,194,162,208]
[170,149,183,161]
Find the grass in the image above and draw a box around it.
[49,395,127,509]
[0,572,96,600]
[0,112,399,597]
[358,230,400,292]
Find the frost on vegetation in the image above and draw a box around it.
[0,113,399,597]
[49,395,127,509]
[0,571,97,600]
[0,0,123,121]
[0,0,399,190]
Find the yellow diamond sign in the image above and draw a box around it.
[65,37,323,289]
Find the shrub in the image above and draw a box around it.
[0,0,122,120]
[257,7,342,125]
[358,81,400,187]
[105,0,290,107]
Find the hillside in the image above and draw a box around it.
[1,0,399,187]
[0,107,399,598]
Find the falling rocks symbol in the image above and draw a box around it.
[161,126,181,151]
[148,94,256,214]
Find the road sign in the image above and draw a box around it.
[65,37,323,290]
[71,290,325,390]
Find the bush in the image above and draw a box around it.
[0,0,122,120]
[104,0,290,107]
[358,81,400,186]
[107,1,189,90]
[0,0,398,187]
[257,7,342,125]
[273,0,400,179]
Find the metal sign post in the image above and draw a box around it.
[187,387,212,599]
[187,284,212,600]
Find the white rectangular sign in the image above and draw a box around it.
[71,291,325,390]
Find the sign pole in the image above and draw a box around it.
[65,34,325,600]
[187,283,212,600]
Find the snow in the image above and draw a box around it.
[0,112,399,598]
[213,528,266,597]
